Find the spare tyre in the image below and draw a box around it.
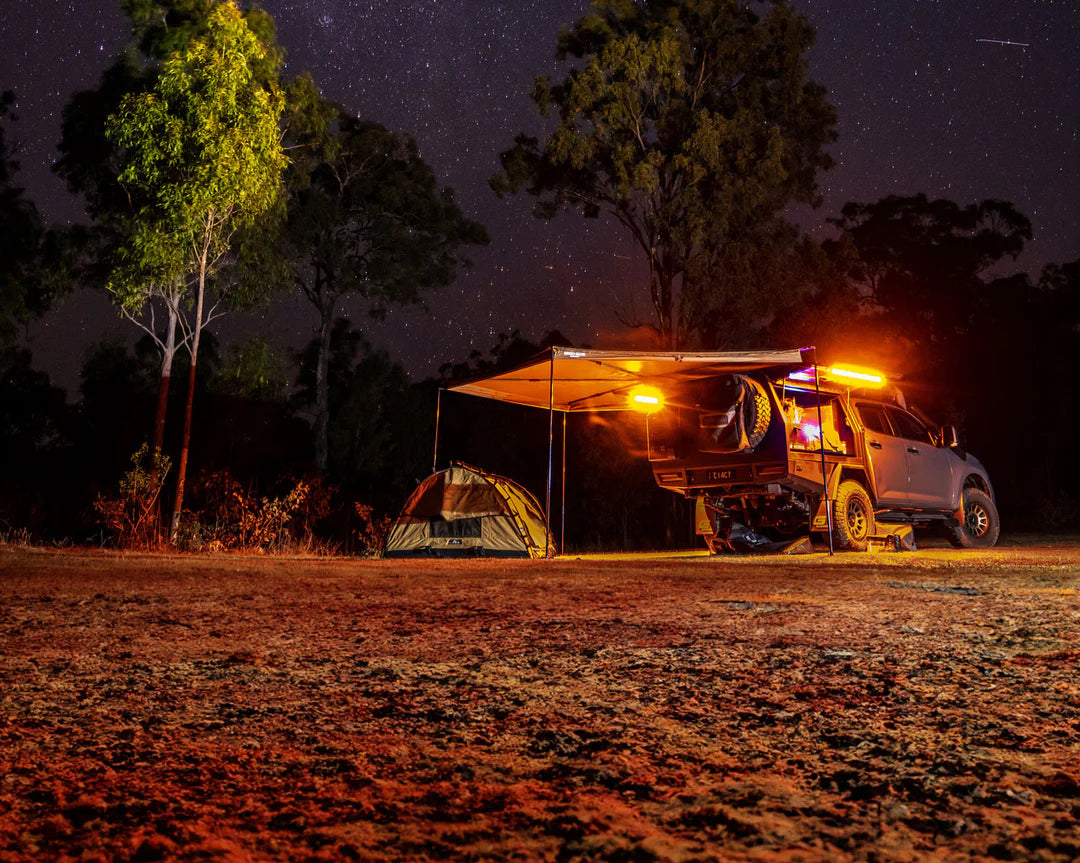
[699,375,772,453]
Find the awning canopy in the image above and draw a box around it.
[448,346,815,412]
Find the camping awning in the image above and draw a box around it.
[448,346,815,412]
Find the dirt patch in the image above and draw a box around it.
[2,541,1079,861]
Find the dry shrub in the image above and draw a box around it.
[93,444,171,549]
[289,473,338,543]
[0,524,33,548]
[182,470,310,552]
[354,503,392,557]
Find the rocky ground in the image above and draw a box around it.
[1,540,1078,862]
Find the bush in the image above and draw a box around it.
[93,444,171,549]
[181,469,311,552]
[354,503,392,557]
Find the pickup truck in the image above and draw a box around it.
[646,365,999,552]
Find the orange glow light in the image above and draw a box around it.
[828,366,884,385]
[629,386,664,412]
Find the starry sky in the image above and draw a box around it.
[2,0,1077,395]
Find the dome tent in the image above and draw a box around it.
[384,463,554,558]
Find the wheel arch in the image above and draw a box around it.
[964,472,992,497]
[831,466,876,503]
[951,473,994,522]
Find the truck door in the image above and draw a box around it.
[884,407,956,508]
[855,403,908,505]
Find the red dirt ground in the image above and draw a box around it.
[1,540,1078,862]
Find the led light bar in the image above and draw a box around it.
[828,366,884,384]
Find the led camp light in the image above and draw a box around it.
[628,386,664,412]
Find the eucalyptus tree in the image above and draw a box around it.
[106,0,287,536]
[492,0,836,348]
[56,0,286,460]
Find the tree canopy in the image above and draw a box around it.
[492,0,836,348]
[106,2,286,309]
[827,194,1033,354]
[0,91,51,349]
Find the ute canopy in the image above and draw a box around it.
[384,463,554,559]
[448,346,814,412]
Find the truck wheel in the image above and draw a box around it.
[946,488,1000,548]
[833,481,874,551]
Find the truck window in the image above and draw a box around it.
[885,407,935,444]
[856,403,891,435]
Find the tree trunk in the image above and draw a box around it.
[170,265,207,542]
[149,305,177,547]
[315,295,330,473]
[657,268,675,350]
[311,267,330,473]
[647,245,676,349]
[152,304,178,454]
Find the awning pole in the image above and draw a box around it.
[432,387,443,474]
[814,365,835,555]
[545,350,554,557]
[561,411,567,555]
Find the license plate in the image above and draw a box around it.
[706,469,735,481]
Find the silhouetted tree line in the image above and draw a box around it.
[2,0,1078,547]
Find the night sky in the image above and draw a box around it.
[3,1,1077,395]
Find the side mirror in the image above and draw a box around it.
[942,424,960,448]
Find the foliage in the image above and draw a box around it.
[0,91,50,348]
[121,0,283,76]
[295,321,413,480]
[826,194,1032,355]
[0,525,33,548]
[438,329,573,380]
[210,335,290,402]
[173,469,339,552]
[56,51,153,224]
[492,0,836,347]
[0,347,69,458]
[284,111,487,317]
[353,503,392,557]
[183,469,309,552]
[105,1,287,311]
[58,1,294,300]
[93,443,172,548]
[290,473,339,543]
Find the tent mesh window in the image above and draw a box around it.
[430,517,483,538]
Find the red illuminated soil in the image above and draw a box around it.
[1,540,1079,861]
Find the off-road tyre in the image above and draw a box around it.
[742,377,771,450]
[832,481,874,552]
[946,487,1000,548]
